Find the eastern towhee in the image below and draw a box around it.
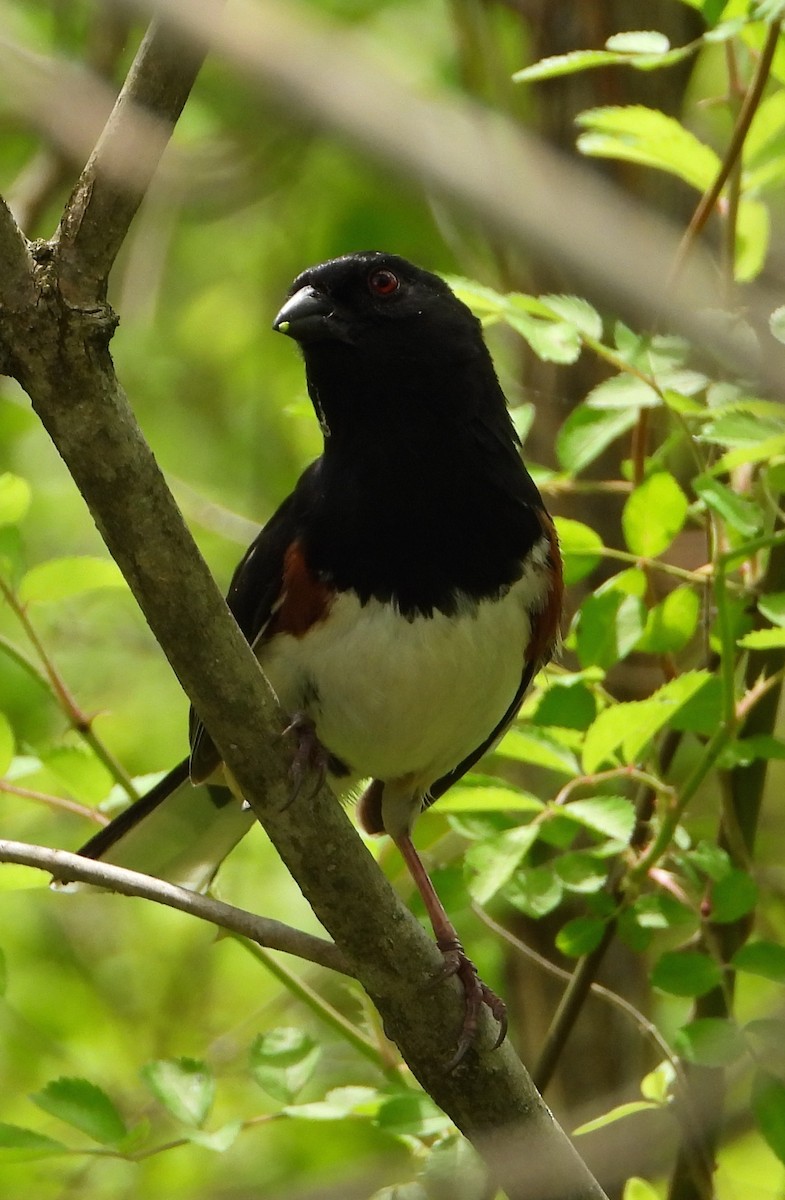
[75,252,563,1066]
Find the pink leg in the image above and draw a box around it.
[394,831,507,1068]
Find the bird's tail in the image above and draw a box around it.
[59,758,256,893]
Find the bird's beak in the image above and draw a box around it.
[273,285,348,343]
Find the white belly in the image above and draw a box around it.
[259,552,550,792]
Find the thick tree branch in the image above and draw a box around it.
[0,838,348,976]
[57,13,213,304]
[0,196,34,306]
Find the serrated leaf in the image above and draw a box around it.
[497,727,579,775]
[712,434,785,475]
[540,294,602,339]
[651,951,722,997]
[0,713,14,776]
[31,1078,127,1145]
[622,473,688,557]
[250,1028,320,1104]
[555,404,637,474]
[465,824,540,904]
[693,475,763,537]
[675,1018,746,1067]
[636,586,700,654]
[736,197,770,282]
[504,311,582,363]
[505,866,563,917]
[585,372,661,411]
[561,796,636,843]
[553,516,604,584]
[573,1100,659,1136]
[0,474,32,527]
[753,1074,785,1165]
[513,40,692,83]
[708,869,758,922]
[142,1059,214,1127]
[18,556,126,604]
[583,671,716,773]
[436,784,544,813]
[0,1123,67,1160]
[556,915,607,957]
[733,941,785,982]
[739,628,785,650]
[42,744,113,805]
[576,105,721,192]
[534,681,598,730]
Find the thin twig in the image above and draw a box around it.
[0,780,108,825]
[0,838,350,976]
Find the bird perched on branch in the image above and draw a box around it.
[74,252,563,1066]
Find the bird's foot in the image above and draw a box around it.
[435,935,507,1070]
[280,712,330,808]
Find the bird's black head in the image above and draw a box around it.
[273,251,510,444]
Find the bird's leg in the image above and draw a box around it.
[393,831,507,1069]
[280,712,330,808]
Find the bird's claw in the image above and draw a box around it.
[435,936,507,1071]
[280,712,329,809]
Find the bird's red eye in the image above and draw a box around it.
[368,268,400,296]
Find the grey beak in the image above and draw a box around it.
[273,285,339,343]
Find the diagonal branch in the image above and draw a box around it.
[0,196,34,308]
[57,13,216,304]
[0,838,349,976]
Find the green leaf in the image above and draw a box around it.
[623,1179,664,1200]
[752,1074,785,1166]
[707,869,758,923]
[651,951,722,997]
[553,516,604,584]
[376,1093,451,1139]
[284,1086,381,1121]
[503,311,581,364]
[539,294,602,339]
[605,31,670,54]
[534,680,597,730]
[553,852,608,893]
[561,796,636,843]
[573,1101,659,1136]
[31,1078,127,1145]
[585,372,661,410]
[18,556,126,604]
[249,1028,320,1104]
[0,713,14,776]
[513,39,693,83]
[576,105,721,192]
[640,1061,676,1103]
[770,305,785,345]
[693,474,763,537]
[436,783,544,814]
[465,824,539,904]
[636,586,700,654]
[187,1121,243,1153]
[497,727,579,775]
[505,866,563,917]
[141,1058,215,1127]
[622,473,688,557]
[735,197,770,282]
[732,940,785,982]
[421,1135,488,1200]
[555,404,637,474]
[739,628,785,650]
[583,671,716,773]
[0,1123,67,1161]
[758,592,785,627]
[675,1018,747,1067]
[42,744,113,805]
[0,474,32,527]
[371,1186,428,1200]
[556,916,607,957]
[574,589,646,670]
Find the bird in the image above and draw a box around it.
[73,251,563,1066]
